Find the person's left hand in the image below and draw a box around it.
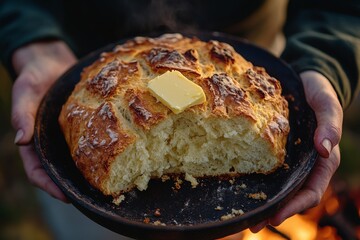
[250,70,343,232]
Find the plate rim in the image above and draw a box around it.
[34,31,318,239]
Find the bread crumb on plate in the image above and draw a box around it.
[153,220,166,226]
[185,173,199,188]
[248,191,267,200]
[112,195,125,205]
[220,208,244,221]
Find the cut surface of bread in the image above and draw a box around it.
[58,34,290,196]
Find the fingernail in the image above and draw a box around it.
[321,138,332,155]
[14,129,24,144]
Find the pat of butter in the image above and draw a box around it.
[148,70,206,114]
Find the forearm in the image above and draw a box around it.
[281,0,360,109]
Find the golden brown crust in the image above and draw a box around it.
[86,60,140,98]
[59,33,290,195]
[143,47,200,76]
[245,67,282,99]
[200,73,256,120]
[209,40,236,65]
[59,101,136,190]
[125,88,169,130]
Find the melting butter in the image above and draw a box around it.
[148,70,206,114]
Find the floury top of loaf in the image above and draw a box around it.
[59,33,290,196]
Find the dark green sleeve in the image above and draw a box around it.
[281,0,360,109]
[0,0,70,79]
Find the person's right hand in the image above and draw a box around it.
[11,40,77,202]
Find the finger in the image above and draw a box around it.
[20,145,69,203]
[270,146,340,226]
[12,72,37,144]
[249,220,268,233]
[300,71,343,158]
[312,96,342,158]
[11,71,46,145]
[270,189,319,226]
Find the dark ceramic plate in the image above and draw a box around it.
[34,32,317,240]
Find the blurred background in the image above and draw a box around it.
[1,62,360,239]
[0,65,54,239]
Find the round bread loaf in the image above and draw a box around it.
[58,34,290,196]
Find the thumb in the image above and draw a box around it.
[11,40,77,145]
[12,71,45,145]
[300,71,343,158]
